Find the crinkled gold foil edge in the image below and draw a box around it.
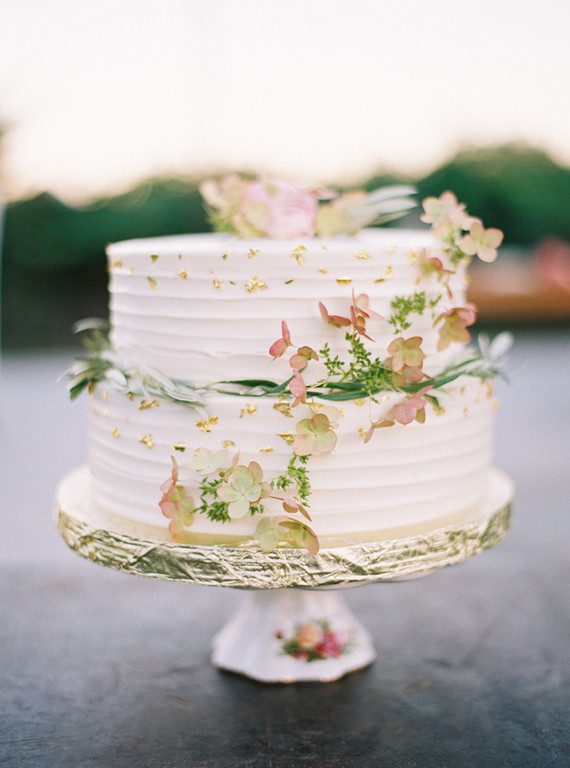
[57,501,511,589]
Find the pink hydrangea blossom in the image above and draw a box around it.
[364,387,433,442]
[350,291,382,340]
[289,369,307,406]
[418,249,456,279]
[458,220,504,263]
[269,321,292,359]
[289,345,319,371]
[435,305,477,351]
[318,301,351,329]
[385,336,426,384]
[189,447,228,475]
[352,291,383,322]
[293,413,337,456]
[217,461,270,519]
[159,456,196,536]
[421,191,475,241]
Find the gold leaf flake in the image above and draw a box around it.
[221,440,236,448]
[222,252,228,260]
[463,406,470,417]
[277,432,295,445]
[139,399,160,410]
[172,442,186,452]
[240,403,258,418]
[336,277,352,285]
[389,246,397,256]
[248,248,259,258]
[353,398,367,406]
[284,279,294,285]
[407,250,417,264]
[176,269,188,279]
[259,446,274,453]
[245,276,267,293]
[358,427,368,438]
[148,277,157,291]
[151,254,159,262]
[196,416,218,432]
[112,258,123,269]
[273,400,293,418]
[374,266,393,283]
[88,382,95,394]
[128,266,135,276]
[140,434,154,449]
[213,277,223,290]
[291,246,306,265]
[486,381,494,397]
[318,267,328,274]
[492,398,500,411]
[111,428,120,439]
[127,392,135,401]
[355,250,371,260]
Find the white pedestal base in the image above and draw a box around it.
[212,589,376,683]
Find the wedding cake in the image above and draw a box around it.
[68,177,509,553]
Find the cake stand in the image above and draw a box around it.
[56,466,512,683]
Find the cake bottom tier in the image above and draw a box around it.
[87,375,497,545]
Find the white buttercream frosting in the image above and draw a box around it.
[88,229,496,544]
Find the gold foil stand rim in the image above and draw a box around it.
[56,468,512,589]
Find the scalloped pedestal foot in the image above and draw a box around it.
[212,588,376,683]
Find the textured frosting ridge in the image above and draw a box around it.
[107,230,465,384]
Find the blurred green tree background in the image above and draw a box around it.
[2,143,569,349]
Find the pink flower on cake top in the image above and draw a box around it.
[200,175,417,238]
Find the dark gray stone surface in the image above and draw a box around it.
[1,329,569,767]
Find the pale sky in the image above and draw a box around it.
[1,0,569,202]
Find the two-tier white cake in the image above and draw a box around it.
[71,179,508,553]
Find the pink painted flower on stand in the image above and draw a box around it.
[217,461,270,519]
[458,220,503,263]
[159,456,196,536]
[277,620,349,661]
[385,336,426,384]
[435,305,477,351]
[269,321,292,359]
[293,413,337,456]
